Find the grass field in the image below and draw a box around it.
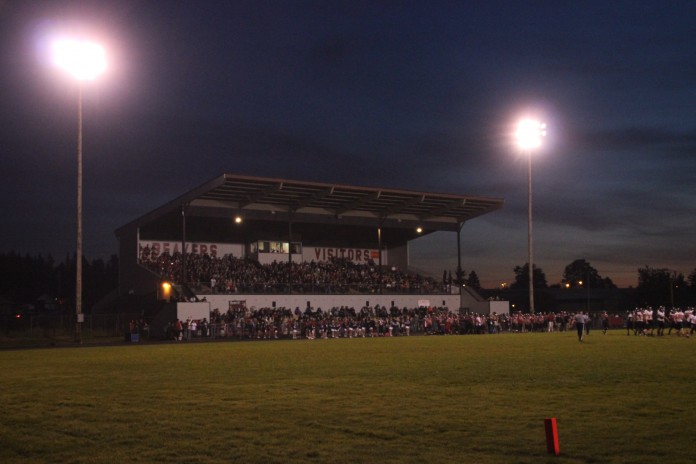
[1,331,695,463]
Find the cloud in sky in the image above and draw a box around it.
[1,0,695,287]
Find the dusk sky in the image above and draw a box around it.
[1,1,694,288]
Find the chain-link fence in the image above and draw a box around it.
[0,313,145,341]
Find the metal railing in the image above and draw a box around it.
[186,281,452,295]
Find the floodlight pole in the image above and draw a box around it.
[75,84,83,343]
[516,118,545,314]
[52,38,106,344]
[527,149,534,314]
[669,270,675,310]
[586,268,590,313]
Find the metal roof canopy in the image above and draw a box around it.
[117,173,504,238]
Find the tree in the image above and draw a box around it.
[688,268,696,304]
[561,259,616,289]
[0,252,119,313]
[467,270,481,290]
[511,263,548,289]
[450,268,466,286]
[635,266,686,308]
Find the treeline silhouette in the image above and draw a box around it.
[0,252,118,313]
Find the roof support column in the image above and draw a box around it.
[377,226,383,294]
[456,222,464,286]
[288,210,295,293]
[181,204,187,286]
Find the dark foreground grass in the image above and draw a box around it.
[1,332,694,463]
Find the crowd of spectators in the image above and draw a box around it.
[140,248,696,341]
[163,306,630,341]
[158,305,696,342]
[139,248,447,295]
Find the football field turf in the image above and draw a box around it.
[1,331,694,463]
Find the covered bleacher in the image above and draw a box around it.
[115,173,505,318]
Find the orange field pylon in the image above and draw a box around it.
[544,418,560,455]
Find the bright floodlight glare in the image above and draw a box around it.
[516,119,546,150]
[52,39,106,81]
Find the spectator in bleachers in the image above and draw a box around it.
[139,253,447,295]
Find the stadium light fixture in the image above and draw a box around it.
[515,119,546,150]
[515,118,545,314]
[52,37,106,344]
[161,282,173,302]
[52,39,106,81]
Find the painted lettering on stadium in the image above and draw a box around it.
[138,241,242,259]
[306,247,383,264]
[139,241,383,265]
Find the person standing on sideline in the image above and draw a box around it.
[688,308,696,337]
[656,306,666,336]
[601,311,610,335]
[574,311,587,342]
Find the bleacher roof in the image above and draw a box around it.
[116,174,504,237]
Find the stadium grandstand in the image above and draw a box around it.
[115,174,508,336]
